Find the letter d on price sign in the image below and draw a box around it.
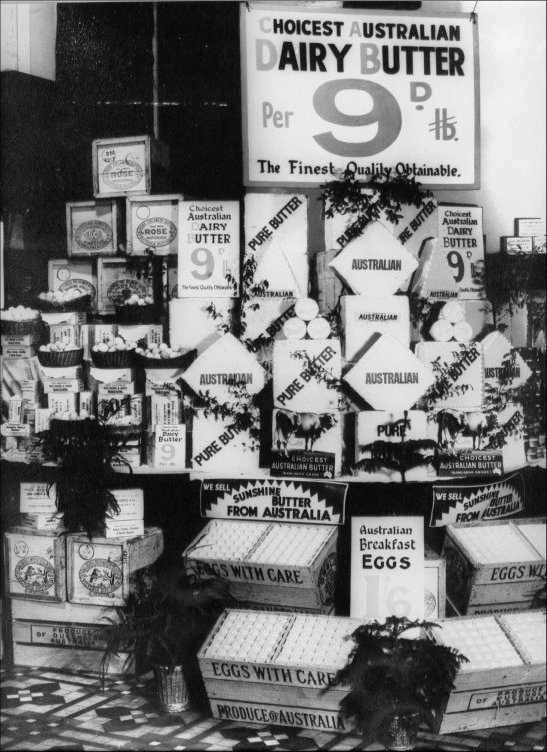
[350,516,424,620]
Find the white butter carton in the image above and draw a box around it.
[48,259,97,310]
[169,297,234,354]
[182,333,267,406]
[149,393,181,427]
[148,424,187,470]
[415,341,484,410]
[20,483,57,513]
[1,423,31,438]
[97,258,154,315]
[145,367,187,397]
[35,408,52,433]
[104,519,145,539]
[514,217,545,237]
[190,409,260,474]
[20,513,65,531]
[97,382,135,422]
[343,334,435,413]
[3,344,37,359]
[126,194,182,256]
[178,200,240,297]
[329,221,418,296]
[43,378,84,394]
[273,339,342,413]
[241,298,296,353]
[244,193,308,298]
[47,393,78,415]
[108,489,144,520]
[341,295,410,363]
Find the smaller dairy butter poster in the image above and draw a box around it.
[177,201,239,297]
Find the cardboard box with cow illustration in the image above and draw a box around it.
[66,527,164,607]
[184,520,338,614]
[442,518,546,615]
[271,409,342,478]
[354,410,435,482]
[10,599,134,675]
[4,529,67,602]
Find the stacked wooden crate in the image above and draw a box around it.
[184,521,338,614]
[198,609,546,735]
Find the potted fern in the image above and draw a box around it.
[327,616,468,750]
[100,565,232,713]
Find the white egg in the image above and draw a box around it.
[144,296,153,305]
[114,336,125,346]
[137,299,146,306]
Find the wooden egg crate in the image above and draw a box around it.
[4,529,67,603]
[10,599,134,675]
[198,609,361,732]
[442,517,546,615]
[184,521,338,613]
[430,612,546,734]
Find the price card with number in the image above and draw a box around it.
[151,424,187,471]
[350,516,424,620]
[436,204,485,299]
[241,5,478,189]
[178,201,239,298]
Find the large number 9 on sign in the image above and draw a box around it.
[191,247,214,280]
[312,79,402,157]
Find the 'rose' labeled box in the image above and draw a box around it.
[92,135,170,198]
[126,194,182,256]
[66,199,120,257]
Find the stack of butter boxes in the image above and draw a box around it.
[4,481,164,673]
[502,217,546,255]
[241,192,308,372]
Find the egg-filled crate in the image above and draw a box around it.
[274,614,361,668]
[515,521,546,559]
[449,524,540,565]
[185,520,270,562]
[431,613,547,734]
[432,615,523,671]
[200,609,292,664]
[499,611,547,665]
[246,524,333,567]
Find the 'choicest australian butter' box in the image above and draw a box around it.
[442,517,546,615]
[185,520,338,613]
[10,599,134,675]
[66,527,164,606]
[66,200,120,257]
[4,528,67,602]
[126,194,182,256]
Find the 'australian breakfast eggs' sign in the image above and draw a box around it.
[241,5,479,188]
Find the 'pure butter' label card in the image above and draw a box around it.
[178,201,240,297]
[350,516,424,620]
[273,339,342,413]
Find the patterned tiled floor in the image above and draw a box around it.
[1,666,545,751]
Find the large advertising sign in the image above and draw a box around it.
[241,5,479,188]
